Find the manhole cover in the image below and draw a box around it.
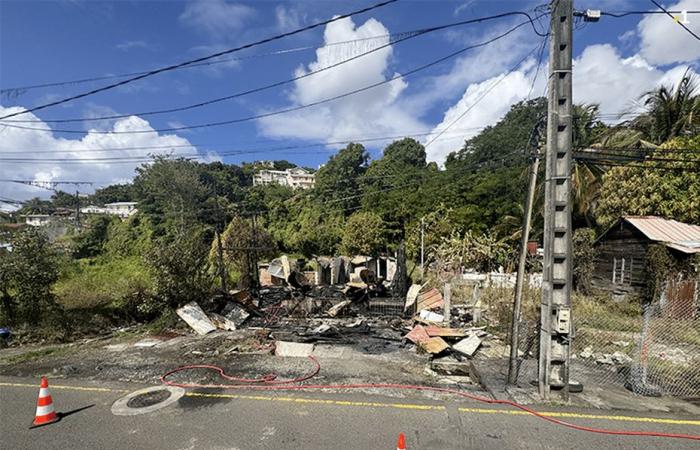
[112,386,185,416]
[126,389,172,408]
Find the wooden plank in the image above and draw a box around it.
[424,326,468,338]
[419,337,449,354]
[417,288,444,310]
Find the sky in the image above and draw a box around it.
[0,0,699,204]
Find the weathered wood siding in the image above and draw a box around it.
[591,221,649,297]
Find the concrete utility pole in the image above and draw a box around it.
[539,0,574,400]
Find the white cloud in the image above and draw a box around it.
[638,0,700,65]
[275,5,304,31]
[404,21,538,115]
[0,105,197,202]
[179,0,255,38]
[257,17,425,145]
[424,59,545,165]
[572,44,697,117]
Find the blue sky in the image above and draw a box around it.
[0,0,699,201]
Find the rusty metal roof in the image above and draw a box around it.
[624,216,700,254]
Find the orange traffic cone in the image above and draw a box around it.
[31,377,59,428]
[397,432,406,450]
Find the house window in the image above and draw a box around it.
[612,257,634,285]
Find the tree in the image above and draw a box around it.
[271,196,344,257]
[216,215,277,289]
[340,211,386,255]
[596,135,700,227]
[442,98,546,238]
[361,138,427,242]
[50,191,77,209]
[145,225,213,315]
[88,184,135,205]
[2,228,60,323]
[635,70,700,144]
[314,143,368,211]
[405,204,457,261]
[132,157,214,235]
[430,230,512,276]
[72,215,118,258]
[17,197,53,215]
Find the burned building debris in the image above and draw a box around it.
[175,251,497,384]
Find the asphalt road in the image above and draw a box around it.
[1,376,699,449]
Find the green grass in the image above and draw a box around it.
[1,346,74,364]
[54,256,154,310]
[573,293,643,331]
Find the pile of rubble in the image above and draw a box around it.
[172,253,499,385]
[401,284,491,377]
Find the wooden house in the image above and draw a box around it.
[591,216,700,304]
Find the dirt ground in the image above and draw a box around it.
[0,322,485,402]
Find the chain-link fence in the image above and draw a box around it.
[510,278,700,399]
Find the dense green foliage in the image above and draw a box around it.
[596,136,700,227]
[340,211,386,255]
[0,228,60,324]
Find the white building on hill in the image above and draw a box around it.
[253,168,315,189]
[80,202,138,219]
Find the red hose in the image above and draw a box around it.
[161,356,700,442]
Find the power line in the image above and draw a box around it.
[0,133,476,165]
[526,36,548,99]
[599,9,700,19]
[0,14,547,135]
[577,159,700,173]
[0,0,399,121]
[0,127,485,155]
[648,0,700,41]
[424,44,539,149]
[0,32,413,96]
[1,11,548,127]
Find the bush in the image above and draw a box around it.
[1,228,61,324]
[146,226,214,312]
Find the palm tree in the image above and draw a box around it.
[636,69,700,143]
[571,104,606,227]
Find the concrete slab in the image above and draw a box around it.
[274,341,314,357]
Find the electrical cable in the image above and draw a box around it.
[0,127,485,155]
[648,0,700,41]
[423,45,539,149]
[2,11,549,124]
[0,32,417,96]
[600,9,700,19]
[574,158,700,173]
[0,0,400,121]
[0,13,548,135]
[161,356,700,442]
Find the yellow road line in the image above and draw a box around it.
[2,381,699,427]
[0,382,128,393]
[455,407,700,426]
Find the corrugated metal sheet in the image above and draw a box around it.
[625,216,700,254]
